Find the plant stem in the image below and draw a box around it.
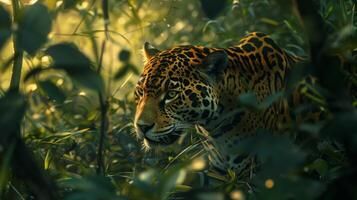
[96,92,108,175]
[9,47,23,91]
[96,0,110,175]
[96,41,108,175]
[102,0,109,39]
[9,0,23,91]
[96,41,106,73]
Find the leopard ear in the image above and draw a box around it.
[144,42,160,61]
[202,51,228,77]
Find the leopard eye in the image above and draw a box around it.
[166,90,178,99]
[164,90,179,104]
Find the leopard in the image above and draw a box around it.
[133,32,306,176]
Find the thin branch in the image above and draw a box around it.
[96,40,106,73]
[9,0,23,91]
[96,91,108,175]
[72,0,97,34]
[102,0,109,39]
[96,39,108,175]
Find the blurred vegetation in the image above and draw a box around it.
[0,0,356,200]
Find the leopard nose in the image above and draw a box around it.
[137,122,155,134]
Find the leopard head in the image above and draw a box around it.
[133,43,228,147]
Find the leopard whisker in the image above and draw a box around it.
[174,124,192,129]
[155,125,175,134]
[141,140,151,152]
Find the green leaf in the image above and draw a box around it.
[131,64,140,75]
[0,55,14,72]
[60,176,117,200]
[200,0,228,19]
[285,61,310,92]
[63,0,79,10]
[114,64,130,80]
[118,49,131,62]
[254,176,324,200]
[0,5,11,50]
[298,123,323,136]
[44,150,51,170]
[24,66,46,82]
[0,90,26,141]
[16,3,52,55]
[260,17,279,26]
[238,92,259,109]
[259,92,283,109]
[232,132,306,175]
[238,92,283,110]
[322,112,357,151]
[38,80,66,103]
[45,43,103,91]
[159,166,187,199]
[0,142,15,190]
[308,158,328,176]
[317,141,345,164]
[330,25,357,53]
[46,43,90,70]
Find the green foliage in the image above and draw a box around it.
[118,49,131,62]
[62,0,79,10]
[60,176,117,200]
[0,0,356,200]
[200,0,229,19]
[38,80,66,103]
[0,5,11,50]
[45,43,104,91]
[238,92,283,110]
[16,3,52,55]
[0,90,26,138]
